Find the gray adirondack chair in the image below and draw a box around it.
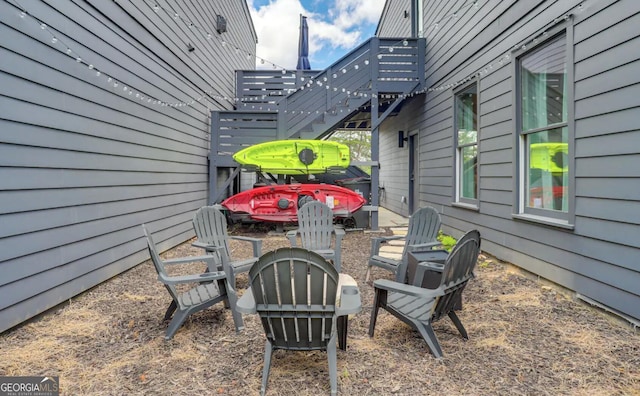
[192,205,262,289]
[405,229,482,310]
[286,200,345,272]
[365,206,442,283]
[142,224,244,339]
[236,248,361,396]
[368,230,481,358]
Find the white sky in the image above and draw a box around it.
[247,0,386,70]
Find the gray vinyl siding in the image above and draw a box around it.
[377,98,422,215]
[377,0,640,321]
[376,0,419,216]
[0,0,256,333]
[377,0,412,37]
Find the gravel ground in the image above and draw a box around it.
[1,225,638,395]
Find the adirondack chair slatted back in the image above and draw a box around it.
[404,206,441,256]
[298,201,334,251]
[142,224,244,338]
[193,206,230,256]
[143,226,180,303]
[249,248,339,350]
[370,229,481,358]
[430,237,480,322]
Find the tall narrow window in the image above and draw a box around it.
[455,83,478,205]
[518,34,569,219]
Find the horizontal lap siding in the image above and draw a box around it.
[572,0,640,299]
[376,0,412,38]
[378,0,640,321]
[0,0,255,332]
[376,0,413,215]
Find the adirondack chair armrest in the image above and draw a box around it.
[236,288,257,314]
[285,229,299,246]
[335,286,361,316]
[230,236,263,256]
[163,254,220,266]
[373,279,444,298]
[419,261,445,271]
[158,271,226,286]
[407,240,443,251]
[191,241,226,253]
[370,235,404,255]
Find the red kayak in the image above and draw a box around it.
[221,184,367,223]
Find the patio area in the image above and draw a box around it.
[1,225,638,395]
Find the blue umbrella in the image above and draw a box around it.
[296,15,311,70]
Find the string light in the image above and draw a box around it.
[14,0,564,118]
[426,2,586,93]
[9,0,238,109]
[422,0,486,36]
[24,0,467,110]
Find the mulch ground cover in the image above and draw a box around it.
[1,224,638,395]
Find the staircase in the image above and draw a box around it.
[210,37,425,202]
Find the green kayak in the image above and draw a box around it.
[233,139,351,174]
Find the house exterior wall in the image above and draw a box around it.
[377,0,640,322]
[0,0,256,333]
[377,98,422,216]
[376,0,412,37]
